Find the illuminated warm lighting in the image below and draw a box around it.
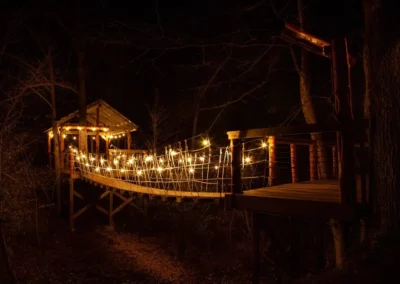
[128,158,134,165]
[73,149,78,153]
[245,157,251,163]
[137,170,143,176]
[73,136,77,140]
[101,135,106,139]
[90,156,95,161]
[189,168,194,173]
[187,157,192,163]
[110,135,114,139]
[118,135,121,138]
[92,136,96,140]
[262,142,267,148]
[178,159,183,163]
[120,168,126,173]
[159,158,164,164]
[106,167,111,172]
[199,156,205,162]
[85,163,89,167]
[214,166,219,170]
[92,127,96,131]
[76,156,80,161]
[122,133,126,137]
[95,167,100,172]
[100,158,105,165]
[63,134,67,138]
[157,166,163,172]
[65,127,70,131]
[103,128,108,132]
[202,139,210,146]
[68,145,72,149]
[78,126,82,131]
[113,159,118,165]
[145,156,153,162]
[170,150,177,156]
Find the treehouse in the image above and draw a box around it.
[46,99,143,169]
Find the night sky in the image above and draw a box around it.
[0,0,363,151]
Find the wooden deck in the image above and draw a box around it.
[226,179,363,220]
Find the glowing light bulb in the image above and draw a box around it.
[187,157,192,163]
[92,127,96,131]
[202,139,210,146]
[78,126,82,130]
[95,167,100,172]
[170,150,177,156]
[245,157,251,163]
[76,156,80,161]
[68,145,72,149]
[128,159,134,165]
[103,128,108,132]
[90,156,95,161]
[100,158,105,165]
[63,134,67,138]
[73,136,77,140]
[199,156,205,162]
[122,133,126,136]
[159,158,164,164]
[189,168,194,173]
[262,142,267,148]
[65,127,70,131]
[118,135,121,138]
[92,136,96,140]
[120,168,126,173]
[85,163,89,167]
[137,170,143,176]
[214,166,219,170]
[106,167,111,172]
[113,159,118,165]
[145,156,153,162]
[157,166,163,172]
[178,159,183,163]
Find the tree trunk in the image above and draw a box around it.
[364,0,400,230]
[298,0,329,179]
[77,49,87,153]
[48,50,62,216]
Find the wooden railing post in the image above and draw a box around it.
[60,130,65,170]
[290,143,298,183]
[48,134,52,169]
[332,145,338,178]
[268,136,276,186]
[230,139,242,194]
[309,142,317,181]
[69,149,75,232]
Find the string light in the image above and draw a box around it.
[199,156,205,162]
[106,167,111,172]
[157,166,163,172]
[189,168,194,173]
[103,128,108,132]
[128,158,134,165]
[63,134,67,138]
[85,163,89,167]
[245,156,251,163]
[65,127,70,131]
[214,166,219,170]
[78,126,82,131]
[92,127,96,131]
[120,168,126,173]
[137,170,143,176]
[170,150,177,156]
[90,156,95,161]
[187,157,192,163]
[159,158,164,164]
[122,133,126,136]
[262,141,268,148]
[145,156,153,162]
[73,136,77,140]
[202,139,210,146]
[100,158,105,165]
[95,167,100,172]
[113,159,118,165]
[92,137,96,140]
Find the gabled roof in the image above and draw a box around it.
[47,99,138,134]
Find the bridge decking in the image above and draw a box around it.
[226,178,362,220]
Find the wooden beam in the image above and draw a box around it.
[72,205,89,219]
[73,191,84,200]
[227,123,339,140]
[309,142,317,181]
[99,190,110,200]
[127,131,132,150]
[96,204,108,215]
[112,196,134,216]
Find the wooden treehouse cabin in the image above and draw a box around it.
[46,99,142,170]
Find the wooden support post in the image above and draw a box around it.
[332,145,338,178]
[109,189,114,228]
[105,137,110,158]
[309,142,317,181]
[290,143,298,183]
[90,136,94,153]
[69,150,75,232]
[48,134,52,169]
[268,136,276,186]
[252,212,261,284]
[330,218,344,268]
[96,106,100,158]
[127,131,132,150]
[60,130,65,170]
[230,139,242,194]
